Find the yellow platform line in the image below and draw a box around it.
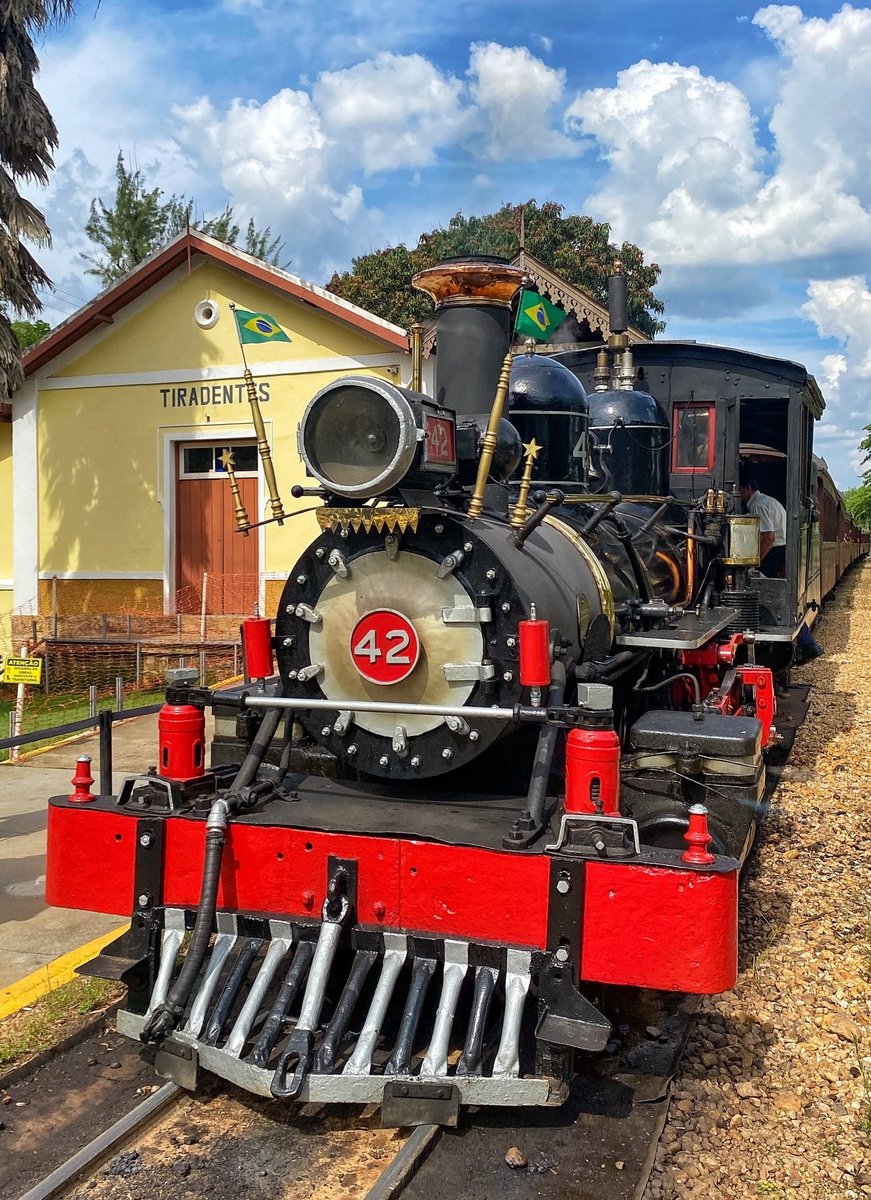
[0,923,128,1021]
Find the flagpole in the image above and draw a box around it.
[230,302,286,525]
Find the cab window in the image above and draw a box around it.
[672,403,715,472]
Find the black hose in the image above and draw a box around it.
[141,694,286,1044]
[276,710,295,783]
[576,651,636,682]
[526,660,568,828]
[635,671,701,706]
[605,513,653,602]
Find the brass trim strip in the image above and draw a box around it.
[541,514,615,641]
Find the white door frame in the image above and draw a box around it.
[160,423,266,615]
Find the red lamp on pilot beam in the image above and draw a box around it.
[565,681,622,817]
[158,668,206,783]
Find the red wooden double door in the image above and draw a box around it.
[175,441,259,615]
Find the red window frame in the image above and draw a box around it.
[671,402,716,474]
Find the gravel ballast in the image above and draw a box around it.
[644,560,871,1199]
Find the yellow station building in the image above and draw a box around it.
[2,232,411,648]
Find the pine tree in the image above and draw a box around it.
[0,1,75,395]
[84,154,287,285]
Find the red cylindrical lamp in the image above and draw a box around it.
[243,617,275,681]
[564,726,621,815]
[158,701,206,781]
[518,606,550,697]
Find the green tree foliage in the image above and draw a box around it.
[12,319,51,349]
[84,153,287,285]
[843,486,871,530]
[326,201,666,337]
[0,1,75,395]
[843,424,871,530]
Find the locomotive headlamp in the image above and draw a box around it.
[298,375,456,499]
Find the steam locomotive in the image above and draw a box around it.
[45,257,864,1124]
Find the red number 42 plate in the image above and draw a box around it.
[350,609,421,685]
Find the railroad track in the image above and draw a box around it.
[13,1078,442,1200]
[5,990,693,1200]
[2,684,811,1200]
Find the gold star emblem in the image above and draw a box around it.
[522,438,542,463]
[219,449,235,471]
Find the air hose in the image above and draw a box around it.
[141,695,286,1044]
[526,659,569,829]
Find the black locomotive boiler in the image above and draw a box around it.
[45,256,845,1122]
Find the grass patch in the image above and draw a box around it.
[0,687,165,762]
[0,977,122,1067]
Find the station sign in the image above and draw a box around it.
[2,657,44,685]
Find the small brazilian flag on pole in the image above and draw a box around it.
[233,307,292,345]
[515,288,567,341]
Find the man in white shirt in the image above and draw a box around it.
[738,473,787,578]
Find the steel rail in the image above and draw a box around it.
[363,1123,442,1200]
[16,1082,181,1200]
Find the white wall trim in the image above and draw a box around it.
[12,380,38,613]
[0,579,13,590]
[161,424,265,616]
[39,352,407,391]
[38,571,165,580]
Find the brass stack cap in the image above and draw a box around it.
[413,258,525,309]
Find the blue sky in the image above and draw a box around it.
[30,1,871,487]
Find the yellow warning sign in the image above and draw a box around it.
[2,657,43,685]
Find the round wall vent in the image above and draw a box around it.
[194,299,220,329]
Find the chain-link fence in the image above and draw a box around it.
[0,572,270,756]
[0,643,243,762]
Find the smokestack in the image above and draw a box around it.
[413,257,524,416]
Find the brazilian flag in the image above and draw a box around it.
[515,288,567,341]
[233,307,292,345]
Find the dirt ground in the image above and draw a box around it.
[644,560,871,1199]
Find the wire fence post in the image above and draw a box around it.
[98,709,113,796]
[88,684,97,720]
[200,572,208,642]
[233,643,238,676]
[135,643,142,687]
[51,575,58,639]
[115,675,124,712]
[10,643,27,763]
[199,649,207,685]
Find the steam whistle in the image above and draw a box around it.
[468,350,514,520]
[606,262,635,390]
[219,449,252,536]
[510,438,542,530]
[244,368,287,524]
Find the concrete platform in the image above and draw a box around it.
[0,712,212,992]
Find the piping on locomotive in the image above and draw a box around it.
[45,257,849,1123]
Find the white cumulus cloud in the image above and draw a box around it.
[802,277,871,478]
[469,42,579,161]
[314,53,469,174]
[563,7,871,267]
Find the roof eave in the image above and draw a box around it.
[22,231,409,380]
